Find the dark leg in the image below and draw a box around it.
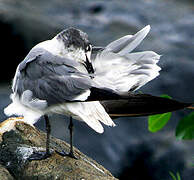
[28,115,52,161]
[56,117,77,159]
[68,117,76,158]
[45,115,51,156]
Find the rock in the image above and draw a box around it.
[0,118,117,180]
[0,164,14,180]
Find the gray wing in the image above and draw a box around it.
[14,48,121,106]
[14,48,96,106]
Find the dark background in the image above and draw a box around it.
[0,0,194,179]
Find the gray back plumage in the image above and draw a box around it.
[14,48,94,106]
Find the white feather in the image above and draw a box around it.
[48,101,115,133]
[93,25,161,92]
[35,38,64,56]
[106,35,133,53]
[106,25,150,55]
[72,90,91,101]
[4,94,43,125]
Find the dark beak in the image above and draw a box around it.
[84,54,94,74]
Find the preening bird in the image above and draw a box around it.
[4,25,190,159]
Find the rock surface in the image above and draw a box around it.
[0,164,14,180]
[0,118,117,180]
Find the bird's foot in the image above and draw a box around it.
[28,151,52,161]
[56,150,77,159]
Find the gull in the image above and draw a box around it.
[4,25,190,159]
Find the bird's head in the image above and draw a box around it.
[55,28,92,63]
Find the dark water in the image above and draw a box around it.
[0,0,194,179]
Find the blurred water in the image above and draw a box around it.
[0,0,194,179]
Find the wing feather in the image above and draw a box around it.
[14,48,123,108]
[106,25,150,55]
[14,49,95,106]
[92,26,161,92]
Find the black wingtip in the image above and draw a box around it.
[101,94,192,117]
[86,87,121,101]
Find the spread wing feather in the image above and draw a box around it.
[92,25,161,92]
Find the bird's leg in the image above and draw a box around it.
[45,114,51,156]
[56,117,77,159]
[68,117,76,158]
[28,115,52,161]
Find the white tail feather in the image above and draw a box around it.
[4,94,42,125]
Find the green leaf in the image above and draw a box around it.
[148,112,172,132]
[169,171,177,180]
[176,112,194,140]
[148,94,172,133]
[160,94,172,99]
[176,172,181,180]
[169,172,182,180]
